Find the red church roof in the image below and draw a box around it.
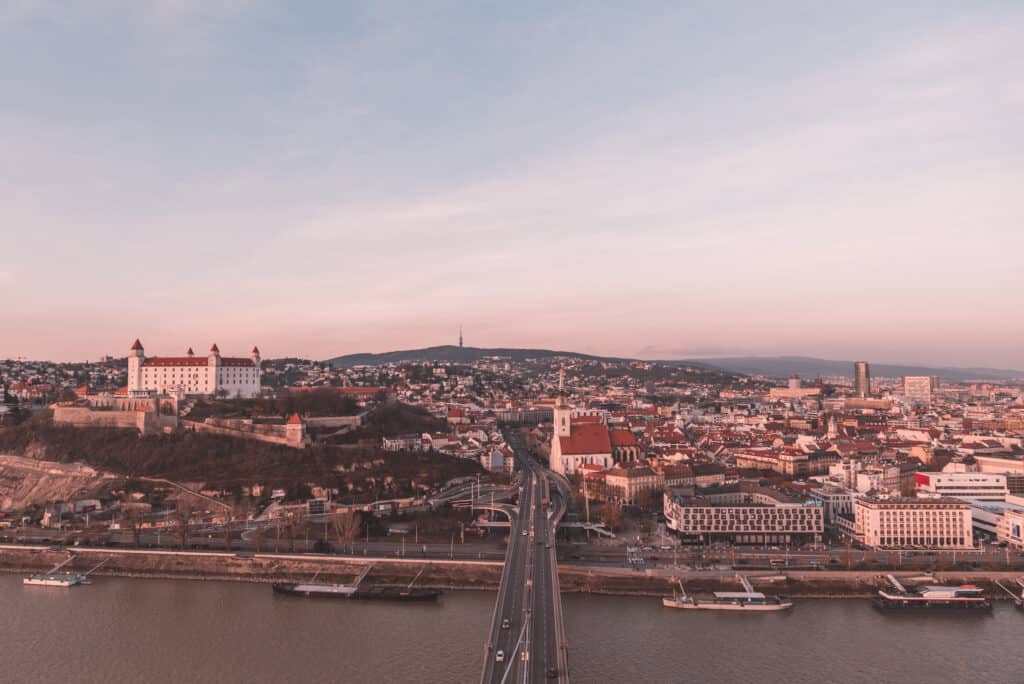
[609,429,637,447]
[558,423,612,456]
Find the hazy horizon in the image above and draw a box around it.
[3,2,1022,367]
[6,339,1024,373]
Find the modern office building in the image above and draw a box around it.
[854,361,871,398]
[914,472,1008,502]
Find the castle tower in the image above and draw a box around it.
[208,343,221,394]
[554,368,571,438]
[128,339,144,392]
[250,345,261,367]
[286,413,305,446]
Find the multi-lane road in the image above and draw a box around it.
[481,432,568,683]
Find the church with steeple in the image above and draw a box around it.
[548,369,614,475]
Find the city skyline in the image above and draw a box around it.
[3,2,1022,366]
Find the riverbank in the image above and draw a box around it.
[3,544,1022,599]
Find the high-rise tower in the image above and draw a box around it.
[459,325,463,348]
[854,361,871,398]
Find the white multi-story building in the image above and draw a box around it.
[127,339,262,398]
[854,496,973,549]
[810,485,854,526]
[664,481,823,545]
[913,472,1008,502]
[902,376,933,405]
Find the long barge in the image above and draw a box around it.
[271,565,440,601]
[662,576,793,612]
[272,582,441,601]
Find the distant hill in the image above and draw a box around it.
[327,345,629,368]
[672,356,1024,382]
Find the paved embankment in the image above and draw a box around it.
[2,544,1022,599]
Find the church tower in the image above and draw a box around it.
[553,368,571,438]
[128,339,144,392]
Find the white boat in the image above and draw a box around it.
[662,576,793,612]
[24,572,86,587]
[23,554,89,588]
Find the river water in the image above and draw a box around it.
[2,575,1021,683]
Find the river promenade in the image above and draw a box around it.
[3,543,1023,599]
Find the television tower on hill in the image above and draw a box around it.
[459,325,463,348]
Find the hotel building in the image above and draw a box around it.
[854,496,973,550]
[664,481,824,545]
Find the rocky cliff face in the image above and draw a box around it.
[0,454,113,510]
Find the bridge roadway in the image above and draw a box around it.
[481,433,568,684]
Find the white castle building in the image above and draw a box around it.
[127,339,262,398]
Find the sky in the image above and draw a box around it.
[1,1,1022,367]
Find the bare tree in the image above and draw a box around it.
[332,510,361,543]
[121,503,145,547]
[173,499,195,549]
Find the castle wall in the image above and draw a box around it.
[182,419,303,448]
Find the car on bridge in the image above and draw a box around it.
[501,618,510,629]
[495,650,505,663]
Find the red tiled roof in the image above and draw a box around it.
[210,343,220,353]
[609,429,636,447]
[144,357,207,367]
[130,339,143,350]
[572,415,603,425]
[287,413,303,425]
[558,423,612,455]
[142,356,255,367]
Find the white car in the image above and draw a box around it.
[495,650,505,663]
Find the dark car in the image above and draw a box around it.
[546,667,558,678]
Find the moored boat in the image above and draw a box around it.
[662,576,793,612]
[24,572,86,588]
[873,575,991,610]
[271,582,441,601]
[873,585,991,609]
[271,565,440,602]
